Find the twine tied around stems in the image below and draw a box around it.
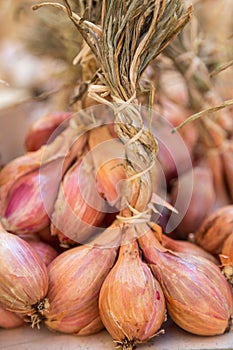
[32,0,192,223]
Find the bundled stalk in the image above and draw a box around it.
[31,0,194,347]
[32,0,191,235]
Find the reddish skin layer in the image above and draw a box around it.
[45,228,119,334]
[138,228,233,336]
[23,238,58,266]
[0,231,48,315]
[24,111,71,152]
[161,234,218,265]
[2,158,65,233]
[99,236,166,347]
[194,205,233,254]
[0,127,87,234]
[51,157,106,245]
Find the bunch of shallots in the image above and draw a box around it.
[1,1,233,350]
[152,14,233,239]
[0,114,233,343]
[0,112,126,247]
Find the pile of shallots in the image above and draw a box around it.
[0,109,232,350]
[0,0,233,349]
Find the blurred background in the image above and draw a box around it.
[0,0,232,164]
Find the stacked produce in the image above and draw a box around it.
[0,0,233,349]
[154,19,233,236]
[194,206,233,285]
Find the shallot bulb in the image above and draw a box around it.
[88,125,126,208]
[44,223,120,334]
[51,154,107,246]
[20,235,58,266]
[0,126,87,234]
[99,225,166,349]
[161,233,218,264]
[138,225,233,336]
[194,205,233,254]
[206,152,231,209]
[24,111,71,152]
[0,231,49,327]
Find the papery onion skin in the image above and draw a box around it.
[21,237,58,266]
[138,227,233,336]
[1,156,71,234]
[24,111,71,152]
[161,234,218,265]
[194,205,233,254]
[0,127,87,234]
[147,223,218,264]
[51,155,106,246]
[0,231,49,317]
[99,229,166,348]
[88,125,126,208]
[45,224,120,335]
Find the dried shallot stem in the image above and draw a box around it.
[55,0,192,220]
[32,0,192,221]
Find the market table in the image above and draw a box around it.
[1,318,232,350]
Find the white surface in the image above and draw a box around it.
[0,319,232,350]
